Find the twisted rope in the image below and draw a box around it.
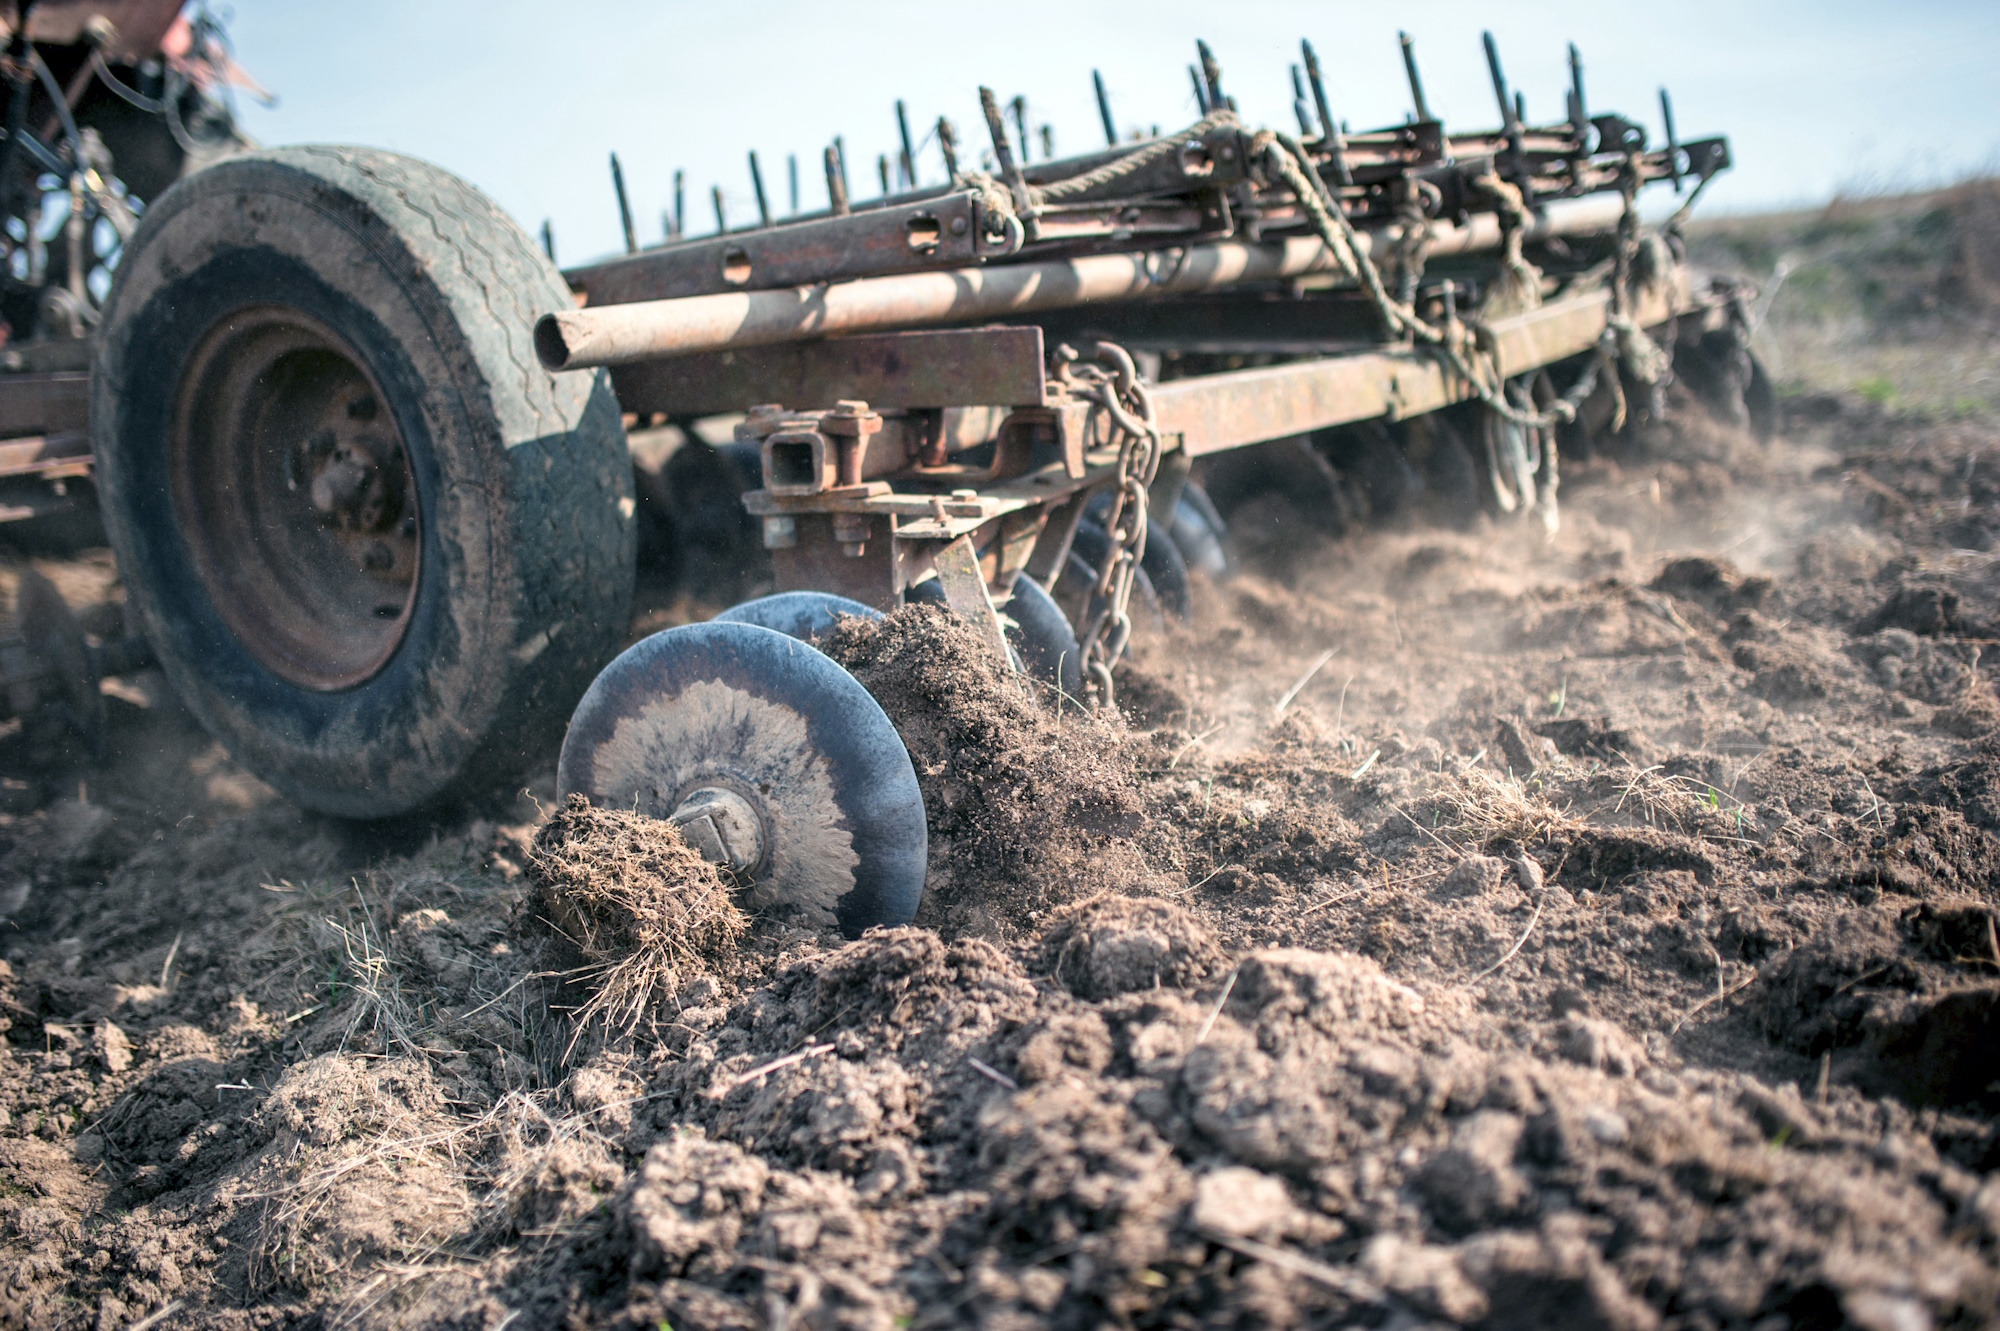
[1031,109,1242,204]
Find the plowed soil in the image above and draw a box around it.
[6,373,2000,1326]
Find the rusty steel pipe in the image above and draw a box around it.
[534,193,1625,371]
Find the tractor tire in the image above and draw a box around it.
[92,145,635,818]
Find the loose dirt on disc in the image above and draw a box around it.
[822,604,1150,941]
[10,243,2000,1322]
[525,795,747,1035]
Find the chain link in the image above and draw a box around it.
[996,123,1698,642]
[1054,341,1162,711]
[1255,129,1677,434]
[1251,128,1704,529]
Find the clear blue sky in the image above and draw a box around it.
[216,1,1999,268]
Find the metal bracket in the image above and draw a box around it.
[934,535,1011,665]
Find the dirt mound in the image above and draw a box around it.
[1755,898,2000,1107]
[1861,579,1978,638]
[14,379,2000,1325]
[1651,554,1772,616]
[530,935,2000,1329]
[526,794,747,1032]
[1034,894,1224,999]
[822,604,1153,939]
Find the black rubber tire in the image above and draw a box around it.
[92,145,635,818]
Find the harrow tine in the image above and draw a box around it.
[1290,63,1315,137]
[1660,87,1684,193]
[937,115,960,179]
[1188,64,1209,115]
[1092,69,1117,146]
[1196,39,1229,111]
[609,152,637,255]
[823,145,848,216]
[1301,38,1351,186]
[1008,94,1031,162]
[895,99,917,189]
[710,185,726,236]
[787,152,799,216]
[748,151,771,228]
[673,169,684,239]
[1568,42,1589,131]
[539,218,554,262]
[1301,39,1333,139]
[1398,31,1434,123]
[877,152,891,199]
[980,86,1034,223]
[1482,32,1515,131]
[1482,31,1527,168]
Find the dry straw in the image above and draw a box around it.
[527,795,747,1037]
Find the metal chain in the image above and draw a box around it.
[1055,341,1162,710]
[1249,128,1713,528]
[1253,130,1669,440]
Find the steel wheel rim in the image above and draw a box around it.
[169,306,422,691]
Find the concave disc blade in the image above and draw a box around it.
[1002,572,1082,699]
[713,590,881,642]
[558,621,926,936]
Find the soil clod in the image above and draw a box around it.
[10,353,2000,1326]
[525,793,746,1033]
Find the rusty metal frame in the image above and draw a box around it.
[610,327,1048,418]
[0,371,89,439]
[726,275,1725,611]
[561,106,1727,310]
[1158,284,1677,456]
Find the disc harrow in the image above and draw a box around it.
[79,27,1766,937]
[526,31,1756,930]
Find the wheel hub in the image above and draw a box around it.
[171,307,422,691]
[668,784,767,875]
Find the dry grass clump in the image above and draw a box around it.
[1430,764,1579,846]
[1571,766,1763,842]
[247,1055,473,1297]
[1432,760,1764,850]
[526,795,747,1033]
